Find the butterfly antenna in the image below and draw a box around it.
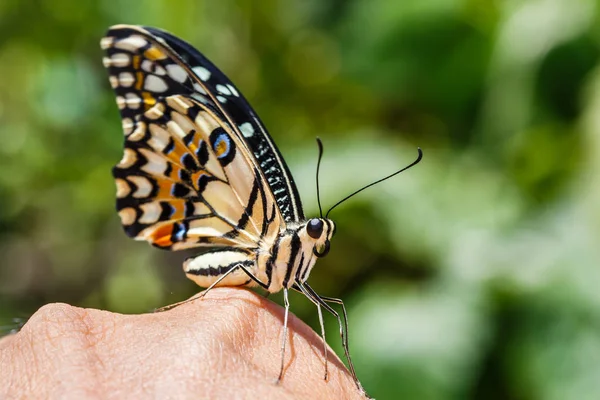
[325,147,423,219]
[315,137,325,218]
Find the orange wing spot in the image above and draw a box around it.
[185,132,200,154]
[215,139,227,157]
[167,164,183,180]
[190,170,212,191]
[150,224,174,247]
[156,180,174,198]
[144,47,166,60]
[135,71,144,90]
[142,92,157,109]
[169,201,186,220]
[172,138,192,157]
[161,140,193,169]
[132,55,141,70]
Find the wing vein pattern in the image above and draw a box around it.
[102,25,303,252]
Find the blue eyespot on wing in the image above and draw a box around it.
[102,25,304,222]
[110,94,282,250]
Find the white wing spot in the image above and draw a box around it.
[114,35,148,52]
[115,178,131,198]
[125,92,141,109]
[216,95,227,103]
[139,202,162,224]
[167,96,193,111]
[141,60,154,72]
[129,121,147,141]
[110,53,131,67]
[116,96,125,110]
[118,148,137,168]
[227,84,239,97]
[192,93,208,104]
[140,60,166,76]
[154,65,167,76]
[144,75,168,92]
[144,102,166,120]
[148,124,171,152]
[118,72,135,87]
[239,122,255,138]
[193,83,207,95]
[129,176,153,198]
[100,36,114,50]
[140,148,169,176]
[193,66,211,81]
[216,84,231,95]
[121,118,134,135]
[118,208,136,225]
[166,64,188,83]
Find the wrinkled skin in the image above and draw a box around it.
[0,288,365,399]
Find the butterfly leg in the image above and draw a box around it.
[195,263,267,300]
[154,291,207,313]
[156,253,269,313]
[300,283,366,395]
[315,300,328,380]
[292,284,328,381]
[276,287,290,384]
[154,265,251,313]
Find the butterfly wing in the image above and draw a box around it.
[102,25,304,223]
[102,29,284,251]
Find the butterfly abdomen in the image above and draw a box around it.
[184,248,260,288]
[180,225,317,293]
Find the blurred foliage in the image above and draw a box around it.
[1,0,600,398]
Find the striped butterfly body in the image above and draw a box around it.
[101,25,365,394]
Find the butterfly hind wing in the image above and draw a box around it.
[112,94,283,251]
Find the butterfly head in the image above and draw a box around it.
[305,218,336,258]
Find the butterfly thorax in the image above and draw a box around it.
[259,217,335,292]
[183,218,335,293]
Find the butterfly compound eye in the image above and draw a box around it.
[306,218,324,239]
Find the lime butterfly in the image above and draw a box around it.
[102,25,421,395]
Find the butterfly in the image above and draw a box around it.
[101,24,421,396]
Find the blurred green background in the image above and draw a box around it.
[1,0,600,398]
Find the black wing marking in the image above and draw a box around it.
[103,25,304,222]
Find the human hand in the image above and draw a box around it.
[0,288,366,399]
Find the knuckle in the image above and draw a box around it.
[21,303,92,347]
[25,303,80,332]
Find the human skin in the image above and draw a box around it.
[0,288,366,399]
